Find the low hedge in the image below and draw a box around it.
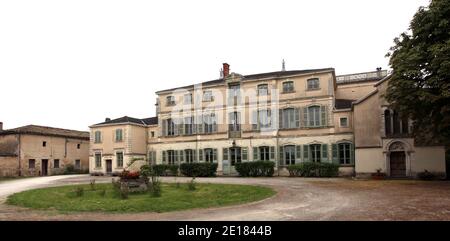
[180,163,218,177]
[235,161,275,177]
[152,164,179,176]
[287,162,339,177]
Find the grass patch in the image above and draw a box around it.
[6,183,275,213]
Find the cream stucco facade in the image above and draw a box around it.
[89,65,446,178]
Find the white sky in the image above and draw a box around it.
[0,0,430,131]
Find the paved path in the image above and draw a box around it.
[1,175,450,220]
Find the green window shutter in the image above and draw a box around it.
[350,143,355,165]
[279,109,283,129]
[198,149,203,162]
[252,110,258,130]
[295,108,301,128]
[223,148,228,160]
[162,151,166,164]
[242,147,248,161]
[332,144,338,164]
[302,107,308,127]
[270,146,275,161]
[296,145,302,161]
[321,144,328,162]
[303,145,309,162]
[253,147,258,161]
[279,146,284,165]
[213,149,218,162]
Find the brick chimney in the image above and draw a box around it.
[0,122,3,131]
[223,63,230,78]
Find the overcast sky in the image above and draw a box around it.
[0,0,430,131]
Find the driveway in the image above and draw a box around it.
[1,175,450,220]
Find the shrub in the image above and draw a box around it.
[152,164,179,176]
[187,178,196,191]
[180,163,218,177]
[235,161,275,177]
[64,164,89,175]
[148,176,162,197]
[287,162,339,177]
[119,183,129,199]
[417,170,436,180]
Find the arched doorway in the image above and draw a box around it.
[389,142,406,177]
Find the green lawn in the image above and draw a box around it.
[7,183,275,213]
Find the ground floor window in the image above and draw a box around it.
[75,159,81,169]
[204,148,216,163]
[185,149,194,163]
[116,152,123,167]
[95,153,101,168]
[284,145,296,165]
[230,147,242,166]
[29,159,35,169]
[148,151,156,164]
[167,150,176,165]
[338,143,351,164]
[259,146,270,161]
[54,159,60,169]
[310,144,321,162]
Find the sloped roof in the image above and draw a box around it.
[92,116,158,127]
[156,68,335,93]
[0,125,89,140]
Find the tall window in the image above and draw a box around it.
[384,109,391,135]
[230,147,242,166]
[184,93,192,104]
[185,149,194,163]
[282,108,295,129]
[307,78,319,90]
[166,118,175,136]
[257,84,268,96]
[184,116,194,135]
[148,151,156,164]
[229,84,240,98]
[310,144,321,162]
[282,81,294,92]
[229,112,241,131]
[203,90,213,102]
[167,150,176,165]
[166,96,175,106]
[75,160,81,169]
[385,109,409,136]
[29,159,35,169]
[338,143,351,165]
[259,146,270,161]
[94,131,101,143]
[54,159,60,169]
[308,106,321,127]
[258,110,271,128]
[115,129,123,142]
[284,145,296,165]
[204,113,216,134]
[116,152,123,168]
[95,153,102,168]
[204,148,215,163]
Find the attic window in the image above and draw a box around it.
[42,141,47,147]
[77,144,81,149]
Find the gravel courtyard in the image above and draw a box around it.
[1,175,450,220]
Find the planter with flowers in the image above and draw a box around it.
[118,170,148,192]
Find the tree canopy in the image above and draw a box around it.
[386,0,450,145]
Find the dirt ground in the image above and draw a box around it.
[1,175,450,220]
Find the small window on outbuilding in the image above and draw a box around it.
[42,141,47,147]
[29,159,35,169]
[77,143,81,149]
[54,159,60,168]
[340,117,348,127]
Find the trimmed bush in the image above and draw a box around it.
[417,170,436,180]
[180,163,218,177]
[287,162,339,177]
[235,161,275,177]
[152,164,179,176]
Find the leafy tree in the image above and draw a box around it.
[386,0,450,145]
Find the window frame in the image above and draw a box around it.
[166,95,176,106]
[306,78,320,90]
[202,90,214,102]
[310,144,322,162]
[307,106,321,127]
[282,108,295,129]
[338,143,351,165]
[257,84,269,96]
[94,131,102,143]
[115,129,123,142]
[29,159,36,169]
[116,151,124,168]
[282,81,294,93]
[184,93,192,105]
[95,153,102,168]
[54,159,60,169]
[339,117,348,127]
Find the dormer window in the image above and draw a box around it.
[282,81,294,93]
[307,78,320,90]
[166,96,176,106]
